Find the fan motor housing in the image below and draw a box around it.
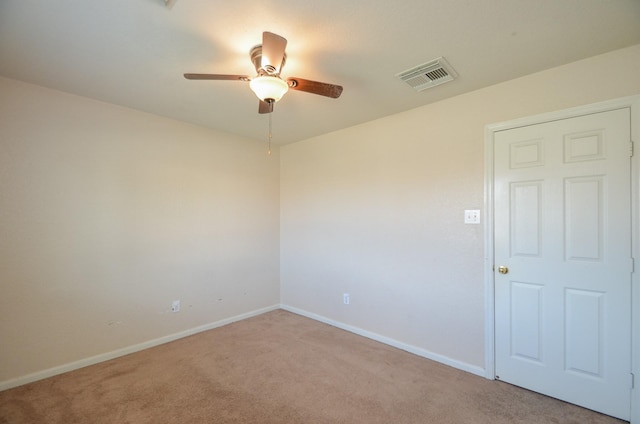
[250,45,287,75]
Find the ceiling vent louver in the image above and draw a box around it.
[396,57,458,92]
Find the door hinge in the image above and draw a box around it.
[631,373,635,389]
[632,257,635,274]
[631,141,635,157]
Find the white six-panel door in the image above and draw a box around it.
[494,108,632,420]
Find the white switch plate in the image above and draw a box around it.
[464,210,481,224]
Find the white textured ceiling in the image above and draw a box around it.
[1,0,639,145]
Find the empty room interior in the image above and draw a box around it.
[1,1,640,423]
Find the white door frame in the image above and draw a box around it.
[484,95,640,423]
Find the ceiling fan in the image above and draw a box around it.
[184,32,343,114]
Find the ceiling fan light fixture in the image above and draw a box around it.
[249,75,289,102]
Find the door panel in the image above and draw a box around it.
[565,176,603,260]
[565,288,603,377]
[494,108,632,420]
[511,181,542,257]
[510,281,543,362]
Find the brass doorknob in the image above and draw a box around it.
[498,265,509,274]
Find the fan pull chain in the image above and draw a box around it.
[267,109,272,156]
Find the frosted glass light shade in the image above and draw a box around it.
[249,76,289,102]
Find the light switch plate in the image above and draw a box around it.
[464,209,480,224]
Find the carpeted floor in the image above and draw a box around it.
[0,310,627,423]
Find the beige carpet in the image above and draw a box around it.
[0,310,627,423]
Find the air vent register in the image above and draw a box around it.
[396,57,457,92]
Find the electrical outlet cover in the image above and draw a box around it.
[464,209,481,224]
[171,300,180,312]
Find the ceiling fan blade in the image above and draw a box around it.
[286,77,343,98]
[184,73,249,81]
[261,32,287,74]
[259,100,274,114]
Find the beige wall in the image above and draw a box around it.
[2,43,639,387]
[0,77,280,383]
[280,44,640,371]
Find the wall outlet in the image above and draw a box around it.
[464,209,481,224]
[343,293,350,305]
[171,300,180,313]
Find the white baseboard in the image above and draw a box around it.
[0,304,280,391]
[2,303,485,391]
[281,304,486,378]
